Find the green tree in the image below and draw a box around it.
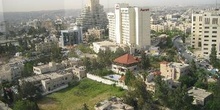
[140,51,150,70]
[210,45,217,68]
[124,71,135,86]
[18,81,41,100]
[190,60,197,73]
[13,100,39,110]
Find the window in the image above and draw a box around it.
[212,31,217,33]
[199,38,201,40]
[204,44,208,46]
[212,40,217,42]
[204,39,209,41]
[199,16,202,21]
[205,27,209,29]
[204,35,209,38]
[204,52,209,54]
[204,48,208,50]
[212,44,216,46]
[199,24,202,26]
[205,18,210,24]
[212,35,217,38]
[193,16,196,21]
[204,31,209,33]
[213,27,217,29]
[212,18,218,24]
[199,27,202,29]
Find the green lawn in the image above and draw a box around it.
[37,78,125,110]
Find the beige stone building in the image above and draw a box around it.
[84,28,105,40]
[72,66,86,80]
[160,61,190,80]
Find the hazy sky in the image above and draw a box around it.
[0,0,218,12]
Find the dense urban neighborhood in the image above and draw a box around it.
[0,0,220,110]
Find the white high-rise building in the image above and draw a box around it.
[76,0,108,30]
[191,10,220,58]
[108,4,151,50]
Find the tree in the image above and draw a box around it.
[140,51,150,70]
[190,60,197,73]
[18,81,41,100]
[124,71,135,86]
[124,79,154,110]
[210,45,217,68]
[13,100,39,110]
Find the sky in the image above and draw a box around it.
[0,0,218,12]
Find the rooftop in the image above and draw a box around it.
[188,87,212,100]
[114,54,139,65]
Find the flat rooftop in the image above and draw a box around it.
[169,62,189,69]
[188,87,212,100]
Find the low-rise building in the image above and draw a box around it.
[112,54,139,74]
[160,61,190,80]
[94,97,134,110]
[84,28,105,40]
[33,62,64,74]
[92,41,120,53]
[19,70,76,95]
[146,46,160,56]
[188,87,212,106]
[72,66,86,80]
[0,62,24,81]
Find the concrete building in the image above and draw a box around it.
[72,66,86,80]
[94,97,134,110]
[160,61,190,80]
[59,24,83,48]
[33,62,64,74]
[191,10,220,58]
[76,0,108,30]
[0,62,24,81]
[108,4,151,50]
[112,54,139,74]
[188,87,212,106]
[84,28,105,41]
[151,24,168,32]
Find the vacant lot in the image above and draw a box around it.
[38,78,125,110]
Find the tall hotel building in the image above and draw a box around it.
[191,10,220,58]
[107,4,151,50]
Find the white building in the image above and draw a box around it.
[33,62,64,74]
[92,41,125,53]
[191,10,220,59]
[108,4,151,50]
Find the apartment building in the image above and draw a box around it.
[72,66,86,80]
[76,0,107,30]
[160,61,190,80]
[107,3,151,50]
[191,10,220,58]
[0,62,24,81]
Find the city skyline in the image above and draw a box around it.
[0,0,219,12]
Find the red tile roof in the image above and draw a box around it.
[114,54,139,65]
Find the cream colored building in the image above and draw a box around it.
[160,62,190,80]
[191,10,220,58]
[72,66,86,80]
[188,87,212,106]
[108,3,151,50]
[84,28,105,40]
[151,24,168,32]
[33,62,64,74]
[93,41,120,53]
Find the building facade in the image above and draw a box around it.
[59,24,83,48]
[76,0,108,30]
[191,10,220,58]
[108,4,151,50]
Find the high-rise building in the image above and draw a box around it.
[76,0,108,30]
[191,10,220,58]
[107,4,151,50]
[59,24,83,48]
